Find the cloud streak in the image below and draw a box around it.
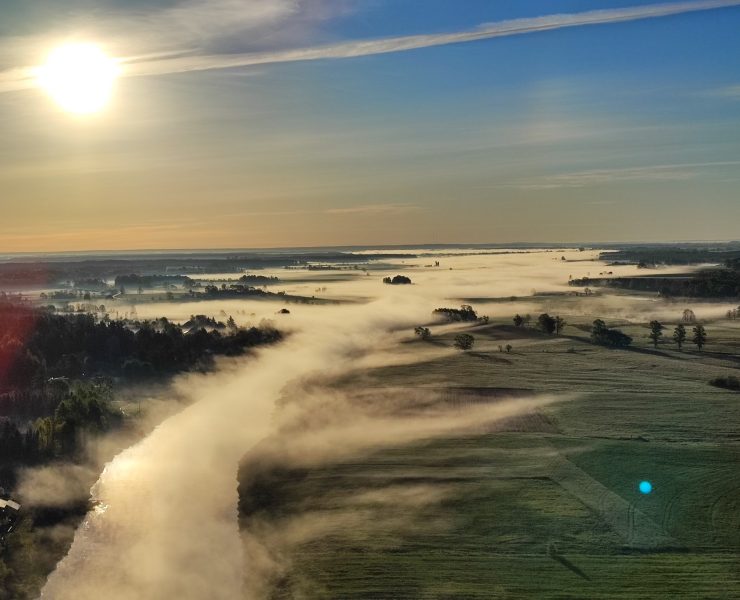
[2,0,740,92]
[706,83,740,99]
[324,203,420,216]
[503,160,740,190]
[128,0,740,77]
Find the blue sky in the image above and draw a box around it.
[0,0,739,250]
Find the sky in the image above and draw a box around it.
[0,0,739,252]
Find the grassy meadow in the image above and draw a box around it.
[240,298,740,599]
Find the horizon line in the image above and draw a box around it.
[1,239,739,260]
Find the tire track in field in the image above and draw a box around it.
[546,454,675,549]
[709,484,740,547]
[660,489,681,537]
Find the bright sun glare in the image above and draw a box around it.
[36,43,120,115]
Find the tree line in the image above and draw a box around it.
[0,300,282,390]
[0,296,284,479]
[647,320,707,351]
[433,305,482,323]
[570,266,740,299]
[513,313,566,335]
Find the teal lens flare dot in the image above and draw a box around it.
[639,480,652,494]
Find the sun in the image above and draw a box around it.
[36,43,120,115]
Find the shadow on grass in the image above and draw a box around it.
[561,334,691,360]
[694,350,740,366]
[550,553,591,581]
[467,351,512,364]
[619,346,681,359]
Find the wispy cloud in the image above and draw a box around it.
[505,160,740,190]
[706,83,740,99]
[224,203,420,219]
[324,203,420,216]
[0,0,341,91]
[2,0,740,92]
[127,0,740,78]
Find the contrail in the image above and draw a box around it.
[132,0,740,77]
[2,0,739,91]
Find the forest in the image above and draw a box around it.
[599,245,740,266]
[570,264,740,298]
[0,295,283,471]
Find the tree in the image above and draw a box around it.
[591,319,607,340]
[414,326,431,340]
[226,316,238,331]
[692,325,707,351]
[673,324,686,350]
[683,309,696,323]
[454,333,474,351]
[383,275,412,285]
[537,313,557,335]
[505,344,512,353]
[648,320,664,349]
[513,314,524,327]
[555,316,566,335]
[591,319,632,348]
[433,305,478,322]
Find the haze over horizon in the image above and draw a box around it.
[2,0,740,252]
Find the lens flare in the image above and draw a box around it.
[638,480,653,494]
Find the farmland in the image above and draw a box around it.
[239,300,740,599]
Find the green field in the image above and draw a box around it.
[239,308,740,598]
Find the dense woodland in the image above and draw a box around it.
[114,273,279,290]
[237,274,280,284]
[0,251,409,287]
[0,295,282,470]
[114,274,196,288]
[0,297,281,390]
[571,264,740,298]
[600,246,740,266]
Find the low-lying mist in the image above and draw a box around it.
[37,284,558,599]
[35,248,710,598]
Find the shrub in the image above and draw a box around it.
[414,326,431,340]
